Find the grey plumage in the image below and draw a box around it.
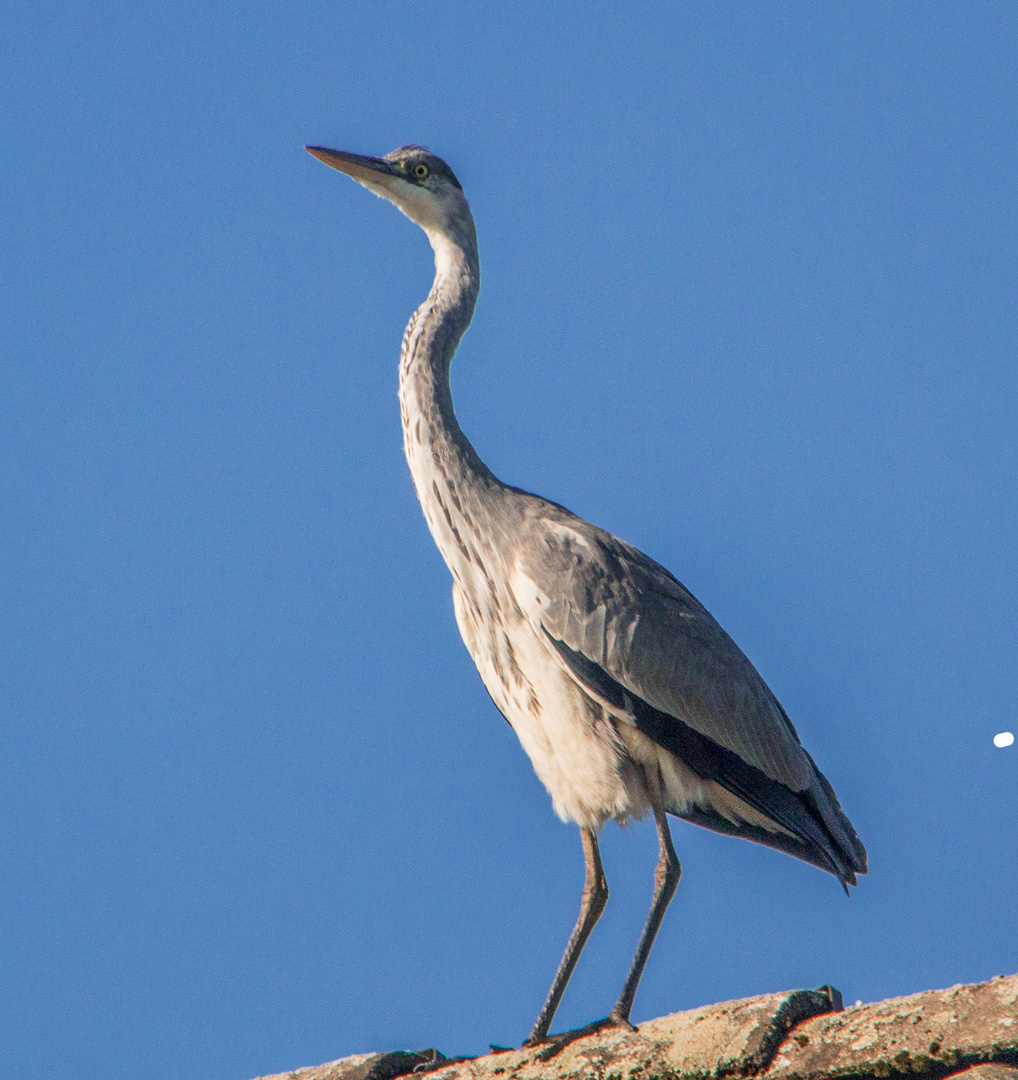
[306,142,866,1043]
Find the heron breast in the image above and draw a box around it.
[452,580,653,828]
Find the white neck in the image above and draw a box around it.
[397,216,508,584]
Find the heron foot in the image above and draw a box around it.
[524,1014,637,1061]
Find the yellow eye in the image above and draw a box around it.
[413,163,430,180]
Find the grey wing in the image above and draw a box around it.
[510,512,867,885]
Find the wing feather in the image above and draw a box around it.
[510,510,867,881]
[511,515,811,791]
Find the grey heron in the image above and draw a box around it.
[306,143,867,1044]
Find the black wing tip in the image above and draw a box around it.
[675,803,857,886]
[546,632,869,889]
[839,843,868,892]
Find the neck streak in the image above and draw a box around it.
[399,218,501,579]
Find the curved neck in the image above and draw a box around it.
[399,216,512,582]
[399,220,490,489]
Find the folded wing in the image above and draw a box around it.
[510,510,867,885]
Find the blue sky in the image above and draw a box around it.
[1,4,1016,1079]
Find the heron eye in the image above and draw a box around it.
[413,163,430,180]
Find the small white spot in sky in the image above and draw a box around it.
[994,732,1014,748]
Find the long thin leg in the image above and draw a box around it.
[609,808,681,1027]
[525,827,609,1045]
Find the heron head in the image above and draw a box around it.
[306,143,472,246]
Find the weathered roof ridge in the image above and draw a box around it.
[253,972,1018,1080]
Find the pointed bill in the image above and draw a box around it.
[306,145,412,206]
[305,146,397,184]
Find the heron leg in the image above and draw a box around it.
[525,827,608,1046]
[609,807,681,1028]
